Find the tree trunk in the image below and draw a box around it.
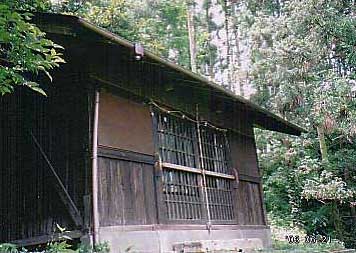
[236,33,244,97]
[186,0,197,73]
[232,3,244,96]
[317,124,328,163]
[275,0,281,17]
[205,0,215,80]
[223,0,232,90]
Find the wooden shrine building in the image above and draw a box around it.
[0,13,304,253]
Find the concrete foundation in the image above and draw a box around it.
[173,238,264,253]
[98,225,272,253]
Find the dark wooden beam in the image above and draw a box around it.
[11,230,83,246]
[98,145,154,165]
[239,174,261,183]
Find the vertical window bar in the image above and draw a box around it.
[195,108,211,228]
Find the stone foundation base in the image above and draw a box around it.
[98,225,271,253]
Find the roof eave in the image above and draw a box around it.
[34,13,306,136]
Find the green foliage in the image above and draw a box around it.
[257,128,356,246]
[239,0,356,247]
[56,0,190,67]
[55,0,221,77]
[8,0,52,12]
[244,0,356,131]
[0,243,19,253]
[0,242,110,253]
[302,171,355,203]
[0,0,64,95]
[45,241,110,253]
[47,241,74,253]
[269,238,345,252]
[0,224,110,252]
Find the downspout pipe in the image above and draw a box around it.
[92,91,100,247]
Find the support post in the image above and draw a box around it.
[92,91,100,246]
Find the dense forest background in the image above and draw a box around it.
[1,0,355,248]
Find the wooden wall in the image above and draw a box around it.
[236,181,265,225]
[96,151,265,227]
[95,90,155,226]
[97,151,157,226]
[95,92,158,227]
[229,129,266,226]
[0,68,89,242]
[95,91,266,227]
[229,130,260,179]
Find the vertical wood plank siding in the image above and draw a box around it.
[236,181,265,225]
[97,156,157,226]
[0,68,89,242]
[229,131,260,179]
[0,90,24,242]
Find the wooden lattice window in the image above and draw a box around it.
[206,176,234,220]
[154,110,236,223]
[162,169,202,220]
[200,126,230,174]
[157,112,197,168]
